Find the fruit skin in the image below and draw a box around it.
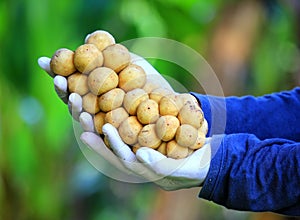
[50,48,76,76]
[132,143,141,154]
[138,124,161,149]
[123,88,149,115]
[155,115,180,142]
[98,88,125,112]
[178,102,204,128]
[94,112,106,134]
[189,128,206,150]
[177,93,199,107]
[82,93,100,114]
[149,88,173,103]
[118,116,143,145]
[102,44,131,73]
[118,64,146,92]
[175,124,198,148]
[74,44,103,74]
[105,107,129,128]
[166,140,188,159]
[159,94,180,116]
[136,99,159,124]
[157,142,167,155]
[67,72,89,95]
[85,30,115,51]
[87,67,119,96]
[199,119,208,135]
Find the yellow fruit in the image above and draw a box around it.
[74,44,103,74]
[175,124,198,148]
[136,99,159,124]
[118,64,146,92]
[138,124,161,149]
[102,44,130,73]
[105,107,129,128]
[85,30,115,51]
[118,116,143,145]
[50,48,76,76]
[88,67,118,96]
[82,93,100,114]
[67,72,89,95]
[123,88,149,115]
[166,140,188,159]
[98,88,125,112]
[155,115,180,142]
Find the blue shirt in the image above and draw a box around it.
[191,87,300,216]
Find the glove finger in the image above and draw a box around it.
[102,124,167,181]
[102,123,136,163]
[161,143,211,180]
[54,75,69,103]
[79,112,94,132]
[37,57,55,77]
[80,132,126,171]
[163,144,212,182]
[136,147,206,188]
[136,147,180,177]
[84,33,91,43]
[136,146,205,179]
[68,93,82,121]
[101,124,163,181]
[136,147,166,163]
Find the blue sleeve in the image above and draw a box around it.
[201,134,300,216]
[190,88,300,215]
[191,87,300,141]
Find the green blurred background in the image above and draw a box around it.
[0,0,299,219]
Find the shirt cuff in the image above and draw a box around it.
[198,134,225,200]
[190,92,227,137]
[190,92,212,136]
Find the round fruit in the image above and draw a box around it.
[74,44,103,74]
[50,48,76,76]
[87,67,118,95]
[85,30,115,51]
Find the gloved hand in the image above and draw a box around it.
[80,124,211,190]
[37,34,212,189]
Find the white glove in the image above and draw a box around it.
[85,123,211,190]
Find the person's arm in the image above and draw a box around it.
[201,134,300,216]
[192,87,300,141]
